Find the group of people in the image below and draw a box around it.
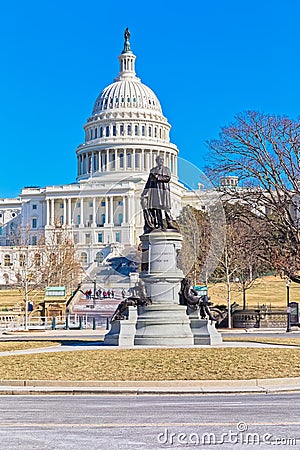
[96,288,115,299]
[84,288,115,300]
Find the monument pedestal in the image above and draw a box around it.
[103,229,222,346]
[188,309,222,345]
[134,230,194,346]
[103,306,137,346]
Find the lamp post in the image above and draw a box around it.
[93,278,97,307]
[286,279,292,333]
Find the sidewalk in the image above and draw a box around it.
[0,378,299,395]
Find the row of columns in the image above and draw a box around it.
[86,123,167,141]
[78,149,178,177]
[45,195,136,227]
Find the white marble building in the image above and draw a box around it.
[0,30,205,280]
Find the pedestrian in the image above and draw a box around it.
[107,289,111,298]
[111,289,115,298]
[121,288,126,299]
[103,290,107,299]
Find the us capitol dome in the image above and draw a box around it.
[76,28,178,181]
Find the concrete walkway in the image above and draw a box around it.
[0,339,299,357]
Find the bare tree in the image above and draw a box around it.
[177,206,211,282]
[9,224,82,329]
[207,111,300,283]
[42,225,82,289]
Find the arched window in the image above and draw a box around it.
[100,127,103,138]
[4,254,11,267]
[127,153,131,168]
[95,251,103,263]
[127,125,132,135]
[142,126,145,136]
[106,126,110,137]
[120,153,124,168]
[148,127,152,137]
[94,128,97,138]
[113,125,117,136]
[154,127,157,138]
[135,125,138,136]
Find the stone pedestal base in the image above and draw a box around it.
[135,230,194,346]
[103,306,137,346]
[134,303,193,346]
[189,310,222,345]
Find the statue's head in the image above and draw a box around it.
[156,155,164,167]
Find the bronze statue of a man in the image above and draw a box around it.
[141,155,177,232]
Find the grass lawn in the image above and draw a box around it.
[209,275,300,309]
[0,347,300,381]
[222,336,300,347]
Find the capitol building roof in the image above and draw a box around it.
[91,28,162,116]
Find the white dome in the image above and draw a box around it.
[76,29,179,182]
[92,79,162,115]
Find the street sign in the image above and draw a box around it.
[289,302,299,325]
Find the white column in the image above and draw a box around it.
[92,197,96,226]
[127,195,132,225]
[124,149,127,170]
[171,154,174,174]
[68,198,72,225]
[115,149,118,170]
[101,152,105,172]
[51,199,55,225]
[91,152,94,173]
[63,199,67,225]
[141,149,144,171]
[106,149,109,171]
[150,150,153,169]
[46,199,50,226]
[80,198,84,226]
[105,198,109,224]
[133,149,136,170]
[123,196,127,223]
[109,196,114,224]
[99,153,101,172]
[174,155,178,176]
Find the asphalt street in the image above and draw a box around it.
[0,394,299,449]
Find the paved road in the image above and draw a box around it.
[0,394,299,449]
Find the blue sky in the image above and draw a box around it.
[1,0,300,197]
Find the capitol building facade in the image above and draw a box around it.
[0,30,204,282]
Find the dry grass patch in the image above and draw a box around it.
[0,341,59,352]
[0,347,300,381]
[223,337,300,347]
[209,275,300,309]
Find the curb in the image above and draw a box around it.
[0,378,300,395]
